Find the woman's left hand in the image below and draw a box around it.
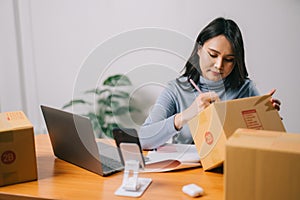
[268,89,281,111]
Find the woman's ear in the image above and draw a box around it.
[197,45,202,56]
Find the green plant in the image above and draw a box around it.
[62,74,139,138]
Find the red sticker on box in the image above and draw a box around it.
[205,131,214,145]
[6,111,25,121]
[1,150,16,164]
[242,109,263,129]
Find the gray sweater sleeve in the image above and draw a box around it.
[139,78,260,149]
[139,87,180,149]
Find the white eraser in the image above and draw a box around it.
[182,184,204,197]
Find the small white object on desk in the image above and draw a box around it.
[182,183,204,197]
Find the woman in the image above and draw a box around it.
[139,17,281,150]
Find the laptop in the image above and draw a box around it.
[40,105,123,176]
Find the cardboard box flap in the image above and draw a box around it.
[0,111,33,132]
[227,128,300,154]
[214,94,285,137]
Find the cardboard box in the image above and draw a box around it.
[225,128,300,200]
[188,94,286,171]
[0,111,37,186]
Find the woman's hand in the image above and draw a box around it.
[174,92,220,130]
[268,89,281,111]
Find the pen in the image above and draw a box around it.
[189,79,202,93]
[189,78,216,103]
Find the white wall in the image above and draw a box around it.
[1,0,300,133]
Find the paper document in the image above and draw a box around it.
[141,143,201,173]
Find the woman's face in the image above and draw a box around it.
[198,35,235,81]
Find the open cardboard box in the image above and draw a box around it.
[188,94,286,171]
[225,128,300,200]
[0,111,37,186]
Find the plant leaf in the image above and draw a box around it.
[128,106,141,112]
[109,100,120,109]
[112,105,140,115]
[96,114,105,126]
[104,110,114,116]
[107,92,129,100]
[97,99,111,107]
[113,106,131,115]
[62,99,91,109]
[85,113,101,130]
[84,88,111,95]
[104,123,120,138]
[103,74,132,86]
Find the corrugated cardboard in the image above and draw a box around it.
[225,128,300,200]
[188,94,286,171]
[0,111,37,186]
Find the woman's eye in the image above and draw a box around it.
[225,58,234,62]
[209,53,217,58]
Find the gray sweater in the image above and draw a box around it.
[139,76,260,149]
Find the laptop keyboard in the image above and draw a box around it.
[100,155,123,172]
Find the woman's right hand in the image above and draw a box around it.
[174,91,220,130]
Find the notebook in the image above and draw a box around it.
[40,105,123,176]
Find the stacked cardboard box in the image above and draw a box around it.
[225,128,300,200]
[0,111,37,186]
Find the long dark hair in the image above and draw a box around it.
[179,17,248,89]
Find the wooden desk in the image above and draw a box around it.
[0,134,224,199]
